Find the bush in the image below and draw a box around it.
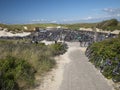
[49,42,68,56]
[0,56,35,90]
[0,40,68,89]
[96,19,119,31]
[86,37,120,82]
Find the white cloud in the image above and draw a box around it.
[80,8,120,22]
[32,19,40,22]
[40,19,48,21]
[63,19,70,22]
[117,14,120,17]
[103,8,120,13]
[31,19,50,23]
[103,8,120,17]
[83,16,93,20]
[32,19,49,22]
[31,8,120,24]
[50,21,57,23]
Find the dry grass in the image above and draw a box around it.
[0,40,57,89]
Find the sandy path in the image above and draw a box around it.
[34,42,74,90]
[60,42,114,90]
[34,42,114,90]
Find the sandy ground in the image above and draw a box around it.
[0,30,115,90]
[41,40,55,45]
[34,42,73,90]
[34,42,114,90]
[60,42,114,90]
[0,30,31,37]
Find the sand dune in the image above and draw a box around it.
[0,30,31,37]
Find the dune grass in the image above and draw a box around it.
[0,39,67,90]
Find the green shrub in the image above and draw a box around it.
[49,43,68,56]
[96,19,120,31]
[86,37,120,82]
[0,40,68,89]
[0,56,35,90]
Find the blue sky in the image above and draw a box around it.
[0,0,120,24]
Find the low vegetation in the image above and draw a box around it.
[50,42,68,56]
[0,23,63,32]
[96,19,120,31]
[86,34,120,83]
[0,40,68,90]
[0,19,120,32]
[65,23,97,30]
[0,23,96,31]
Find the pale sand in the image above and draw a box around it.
[34,42,84,90]
[0,30,115,89]
[34,42,114,90]
[41,40,54,45]
[0,30,31,37]
[34,43,76,90]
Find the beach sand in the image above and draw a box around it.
[0,30,30,37]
